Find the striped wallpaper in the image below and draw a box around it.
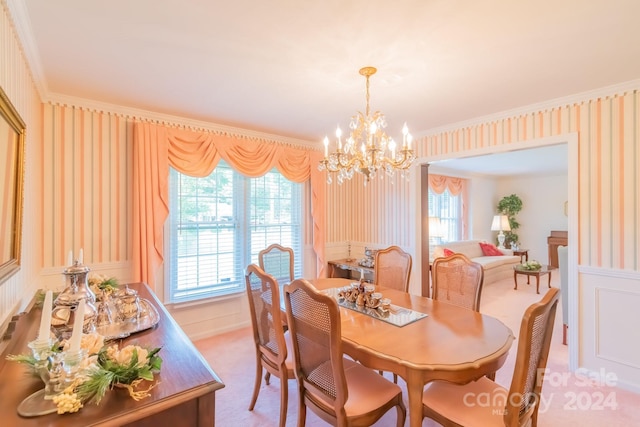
[419,93,639,271]
[30,89,640,282]
[327,91,640,272]
[325,171,414,248]
[40,105,133,269]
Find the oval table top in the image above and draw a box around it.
[306,277,515,427]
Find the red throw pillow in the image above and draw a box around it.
[479,242,503,256]
[443,248,455,257]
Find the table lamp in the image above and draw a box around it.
[428,217,444,244]
[491,215,511,249]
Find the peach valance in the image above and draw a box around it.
[428,173,469,239]
[132,122,326,290]
[428,174,465,195]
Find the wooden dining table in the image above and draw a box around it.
[304,278,515,427]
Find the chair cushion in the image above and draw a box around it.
[479,242,504,256]
[342,359,403,417]
[422,376,508,427]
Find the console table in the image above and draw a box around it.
[328,258,374,282]
[0,283,224,426]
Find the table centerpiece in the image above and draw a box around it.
[520,260,542,271]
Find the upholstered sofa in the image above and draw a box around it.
[432,240,521,285]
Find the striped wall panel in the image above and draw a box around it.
[0,0,42,327]
[40,104,133,269]
[326,170,413,249]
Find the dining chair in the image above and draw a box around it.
[283,278,407,427]
[244,264,295,427]
[258,243,294,285]
[374,245,412,292]
[557,245,569,345]
[373,245,412,383]
[431,253,484,312]
[422,287,560,427]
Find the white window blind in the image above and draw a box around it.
[168,161,302,303]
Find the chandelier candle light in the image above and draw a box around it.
[318,66,416,184]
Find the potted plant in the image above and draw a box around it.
[497,194,523,249]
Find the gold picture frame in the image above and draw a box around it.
[0,86,26,285]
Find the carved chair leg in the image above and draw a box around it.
[249,364,262,411]
[278,378,288,427]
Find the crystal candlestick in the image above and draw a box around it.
[17,339,60,417]
[63,349,86,388]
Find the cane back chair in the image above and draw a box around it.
[284,278,406,427]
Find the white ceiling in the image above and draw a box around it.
[8,0,640,175]
[429,144,568,177]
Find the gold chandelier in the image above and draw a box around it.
[318,66,415,185]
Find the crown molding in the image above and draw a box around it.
[46,92,318,148]
[421,79,640,137]
[4,0,48,98]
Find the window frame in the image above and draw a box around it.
[428,188,463,244]
[164,162,304,304]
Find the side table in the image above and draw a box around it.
[512,249,529,263]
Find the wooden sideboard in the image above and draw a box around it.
[547,230,568,268]
[0,283,224,426]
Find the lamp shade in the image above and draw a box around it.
[491,215,511,231]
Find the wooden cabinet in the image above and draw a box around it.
[0,283,224,426]
[547,230,568,268]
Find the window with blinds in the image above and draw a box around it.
[428,188,462,243]
[167,161,302,303]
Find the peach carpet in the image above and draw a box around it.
[194,274,640,426]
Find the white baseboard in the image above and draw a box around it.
[187,320,251,342]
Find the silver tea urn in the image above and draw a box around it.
[51,261,97,333]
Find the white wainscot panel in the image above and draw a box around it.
[580,268,640,392]
[596,288,640,368]
[167,293,249,341]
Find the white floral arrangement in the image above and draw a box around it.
[88,273,118,297]
[7,332,162,414]
[521,260,542,271]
